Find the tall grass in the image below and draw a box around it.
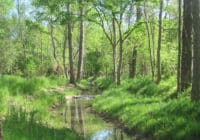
[92,76,200,140]
[3,107,80,140]
[0,75,80,140]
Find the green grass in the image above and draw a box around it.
[3,107,80,140]
[0,75,80,140]
[92,76,200,140]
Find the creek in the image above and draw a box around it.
[64,95,134,140]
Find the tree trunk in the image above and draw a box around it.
[181,0,192,91]
[117,26,123,85]
[50,23,58,63]
[144,1,155,80]
[149,20,156,73]
[17,0,26,74]
[67,2,75,84]
[191,0,200,101]
[77,0,85,81]
[112,14,118,84]
[156,0,163,84]
[63,25,69,79]
[177,0,182,92]
[129,0,141,79]
[129,47,137,78]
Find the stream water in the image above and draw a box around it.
[64,95,134,140]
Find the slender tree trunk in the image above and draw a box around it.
[149,20,156,71]
[177,0,182,92]
[50,23,58,63]
[181,0,192,91]
[129,47,137,78]
[129,0,141,79]
[144,1,155,80]
[67,2,75,84]
[112,14,118,84]
[77,0,85,81]
[63,25,69,79]
[156,0,163,84]
[17,0,26,74]
[40,31,43,66]
[191,0,200,101]
[117,26,123,85]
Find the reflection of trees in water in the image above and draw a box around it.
[65,98,128,140]
[77,100,85,137]
[113,128,124,140]
[70,98,76,130]
[65,98,85,138]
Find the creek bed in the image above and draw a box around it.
[64,95,134,140]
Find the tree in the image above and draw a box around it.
[177,0,182,92]
[91,0,136,85]
[156,0,163,84]
[144,1,155,80]
[191,0,200,101]
[77,0,85,81]
[180,0,192,91]
[129,0,142,78]
[67,1,75,84]
[63,25,69,79]
[50,21,58,63]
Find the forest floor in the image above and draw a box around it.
[91,76,200,140]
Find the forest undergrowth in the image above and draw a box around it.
[92,76,200,140]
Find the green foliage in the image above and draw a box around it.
[85,50,103,76]
[95,76,113,90]
[92,77,200,140]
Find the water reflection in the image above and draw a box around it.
[65,96,133,140]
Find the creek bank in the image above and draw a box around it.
[91,110,152,140]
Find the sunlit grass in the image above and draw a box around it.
[0,75,80,140]
[92,76,200,140]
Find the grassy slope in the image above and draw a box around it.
[0,75,81,140]
[92,76,200,140]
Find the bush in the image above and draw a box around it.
[95,76,113,90]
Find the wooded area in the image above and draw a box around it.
[0,0,200,140]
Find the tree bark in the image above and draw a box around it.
[181,0,192,91]
[112,13,118,84]
[144,1,155,80]
[149,20,156,74]
[191,0,200,101]
[177,0,182,92]
[129,47,137,78]
[63,25,69,79]
[117,25,123,85]
[67,2,75,84]
[50,23,58,63]
[156,0,163,84]
[77,0,85,81]
[129,0,141,79]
